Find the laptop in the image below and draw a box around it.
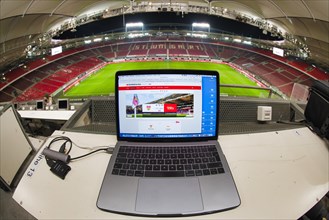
[97,69,240,216]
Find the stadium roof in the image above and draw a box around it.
[1,0,328,69]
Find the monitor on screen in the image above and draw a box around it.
[36,101,43,110]
[58,99,69,110]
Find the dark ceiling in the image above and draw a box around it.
[56,12,282,41]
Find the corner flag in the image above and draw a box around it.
[132,94,139,107]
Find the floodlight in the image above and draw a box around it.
[192,23,210,32]
[126,22,144,28]
[125,22,144,33]
[191,33,207,38]
[243,41,252,45]
[128,33,150,38]
[93,38,102,42]
[192,23,210,28]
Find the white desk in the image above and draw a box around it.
[13,127,329,219]
[18,110,75,121]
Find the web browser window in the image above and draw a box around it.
[117,73,217,138]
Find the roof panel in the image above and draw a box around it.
[77,1,126,15]
[275,17,329,43]
[269,0,310,18]
[23,0,64,15]
[304,0,329,21]
[0,15,64,43]
[211,1,265,18]
[50,0,119,17]
[0,0,328,69]
[231,0,284,18]
[0,0,32,19]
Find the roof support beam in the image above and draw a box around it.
[300,0,316,22]
[268,0,290,21]
[22,0,35,18]
[50,0,67,16]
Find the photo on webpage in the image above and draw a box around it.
[125,93,194,118]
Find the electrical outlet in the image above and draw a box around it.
[257,106,272,121]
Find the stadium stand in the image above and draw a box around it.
[277,83,294,96]
[10,77,33,92]
[219,47,237,60]
[261,72,291,87]
[186,43,208,56]
[96,46,116,59]
[2,86,16,96]
[150,36,168,41]
[132,36,151,42]
[185,37,202,42]
[39,62,61,73]
[55,57,77,66]
[33,82,58,94]
[41,78,66,87]
[26,59,47,70]
[148,43,168,56]
[15,88,46,102]
[11,56,104,101]
[1,36,328,103]
[46,48,80,61]
[128,43,149,56]
[0,91,13,102]
[202,44,218,58]
[116,50,130,57]
[23,70,50,82]
[169,42,188,55]
[0,85,17,102]
[0,68,27,89]
[307,68,328,80]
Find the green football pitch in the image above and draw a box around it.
[62,61,270,98]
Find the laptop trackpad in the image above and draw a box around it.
[135,178,203,214]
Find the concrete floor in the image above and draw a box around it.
[0,189,36,220]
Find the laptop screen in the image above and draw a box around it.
[116,70,219,141]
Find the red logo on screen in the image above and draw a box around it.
[164,104,177,113]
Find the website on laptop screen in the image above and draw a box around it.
[117,73,218,139]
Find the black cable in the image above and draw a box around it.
[47,136,72,154]
[276,120,306,126]
[276,120,326,138]
[44,136,112,179]
[45,136,112,163]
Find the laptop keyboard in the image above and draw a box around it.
[112,145,225,177]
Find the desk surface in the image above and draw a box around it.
[18,110,75,120]
[13,127,329,220]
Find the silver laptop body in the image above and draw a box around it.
[97,70,240,216]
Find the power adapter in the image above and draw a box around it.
[50,160,71,179]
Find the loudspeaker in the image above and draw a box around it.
[304,80,329,139]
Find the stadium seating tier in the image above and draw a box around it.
[1,37,328,103]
